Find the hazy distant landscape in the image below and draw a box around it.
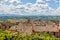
[0,14,60,40]
[0,14,60,22]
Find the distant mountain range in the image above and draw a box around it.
[0,14,19,16]
[0,14,60,17]
[0,14,60,22]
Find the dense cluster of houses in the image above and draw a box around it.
[0,19,60,37]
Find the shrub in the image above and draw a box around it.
[0,29,59,40]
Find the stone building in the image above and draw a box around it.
[9,19,33,34]
[8,20,60,37]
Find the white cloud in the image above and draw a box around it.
[0,0,59,15]
[0,4,16,14]
[0,0,8,3]
[36,0,46,4]
[9,0,21,3]
[0,0,21,4]
[45,0,51,1]
[36,0,43,2]
[0,0,8,2]
[0,3,55,15]
[24,3,54,14]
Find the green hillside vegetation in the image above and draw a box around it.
[0,29,60,40]
[7,19,27,22]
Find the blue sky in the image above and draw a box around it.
[0,0,60,15]
[21,0,59,9]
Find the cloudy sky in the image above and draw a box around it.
[0,0,60,15]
